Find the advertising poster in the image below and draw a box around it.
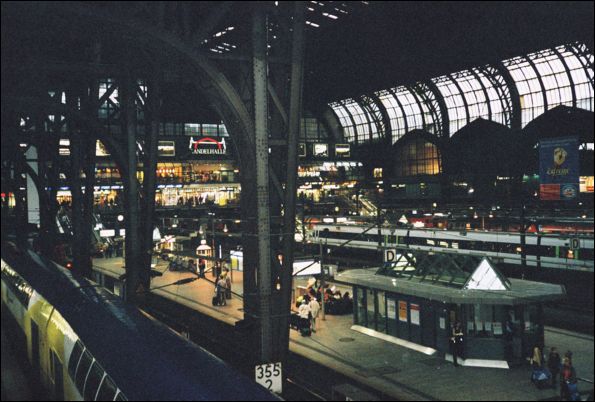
[335,143,351,158]
[539,136,579,200]
[410,303,420,325]
[387,299,396,318]
[313,143,329,157]
[158,141,176,157]
[398,300,408,322]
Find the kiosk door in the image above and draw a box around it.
[421,302,437,348]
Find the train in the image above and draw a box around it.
[1,242,280,401]
[310,223,594,271]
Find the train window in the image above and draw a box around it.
[84,362,105,401]
[95,374,118,401]
[68,341,84,378]
[114,390,128,401]
[75,351,93,393]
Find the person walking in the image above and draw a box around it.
[450,321,464,367]
[548,347,561,389]
[298,299,311,336]
[309,297,321,333]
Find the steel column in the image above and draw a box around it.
[253,8,272,363]
[121,71,142,302]
[280,0,305,366]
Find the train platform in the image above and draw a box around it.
[92,257,594,401]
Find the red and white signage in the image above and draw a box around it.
[188,137,227,155]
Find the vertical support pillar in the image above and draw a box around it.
[280,0,305,364]
[141,70,161,285]
[253,7,272,363]
[121,71,142,302]
[68,89,90,276]
[25,146,40,227]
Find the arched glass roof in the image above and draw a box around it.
[503,43,594,127]
[329,42,594,143]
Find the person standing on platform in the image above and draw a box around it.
[216,275,227,306]
[548,347,561,389]
[560,357,577,401]
[531,345,543,370]
[198,259,206,278]
[309,297,320,333]
[223,267,232,300]
[450,321,464,367]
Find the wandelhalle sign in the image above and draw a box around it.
[188,137,227,155]
[539,136,579,201]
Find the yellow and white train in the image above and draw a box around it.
[1,243,279,401]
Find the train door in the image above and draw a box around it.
[50,350,64,400]
[31,320,40,376]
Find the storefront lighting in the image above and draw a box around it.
[582,214,587,219]
[223,224,228,233]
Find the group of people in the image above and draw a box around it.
[296,295,321,336]
[214,266,232,306]
[532,346,579,400]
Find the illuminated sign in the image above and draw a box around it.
[580,176,594,193]
[335,143,350,157]
[313,143,328,157]
[188,137,227,155]
[158,141,175,157]
[96,140,110,156]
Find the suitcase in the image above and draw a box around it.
[212,296,219,306]
[289,313,300,330]
[299,318,311,336]
[531,368,551,389]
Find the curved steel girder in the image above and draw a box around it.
[424,80,450,138]
[386,88,410,135]
[524,55,549,112]
[412,82,442,136]
[48,2,284,199]
[367,93,392,144]
[340,100,360,145]
[479,65,514,128]
[447,74,470,127]
[356,97,380,142]
[496,62,522,129]
[552,47,577,108]
[468,69,492,121]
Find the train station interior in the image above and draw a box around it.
[1,2,594,401]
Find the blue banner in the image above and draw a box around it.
[539,137,579,200]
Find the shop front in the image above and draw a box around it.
[155,183,240,207]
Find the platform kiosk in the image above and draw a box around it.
[195,240,213,273]
[336,253,566,367]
